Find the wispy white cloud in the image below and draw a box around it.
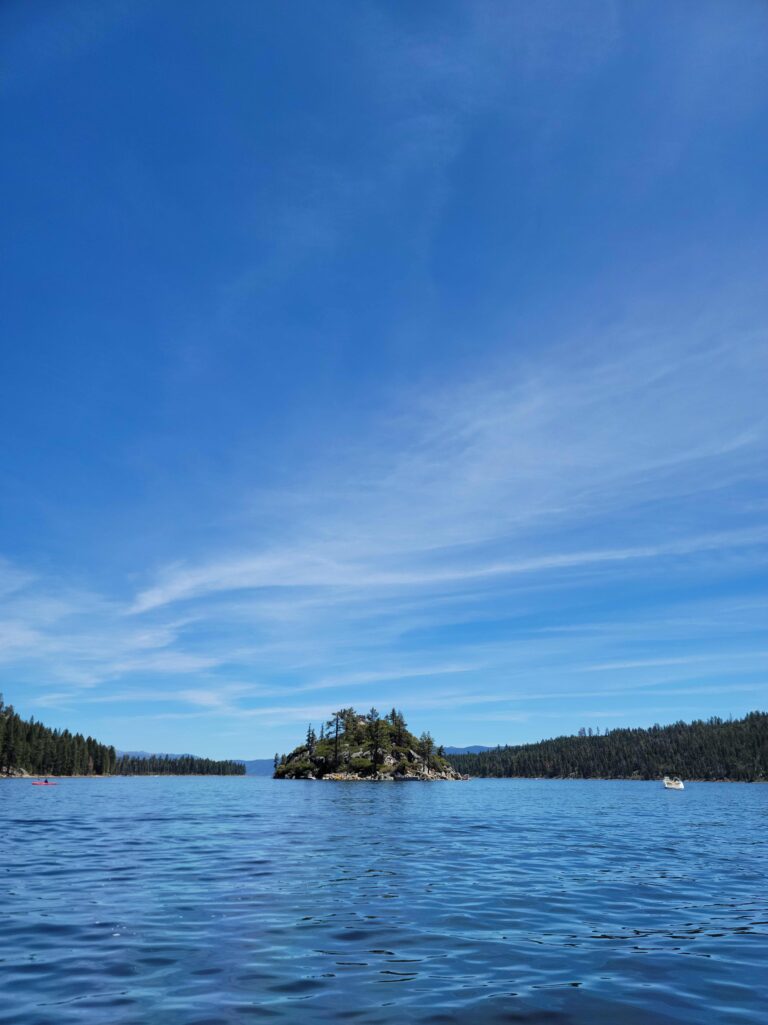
[581,651,768,672]
[0,559,36,600]
[126,327,768,618]
[130,528,768,613]
[2,287,767,749]
[3,1,768,760]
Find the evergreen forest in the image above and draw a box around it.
[275,707,457,779]
[0,697,244,776]
[447,712,768,781]
[114,754,245,775]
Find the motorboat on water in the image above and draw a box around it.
[663,776,684,790]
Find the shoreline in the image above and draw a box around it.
[3,772,765,783]
[0,772,248,780]
[453,775,768,783]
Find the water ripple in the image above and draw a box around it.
[1,777,766,1024]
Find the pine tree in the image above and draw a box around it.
[326,711,343,768]
[390,709,407,748]
[306,723,317,754]
[366,707,386,773]
[419,731,434,770]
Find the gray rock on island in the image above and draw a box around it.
[274,707,466,781]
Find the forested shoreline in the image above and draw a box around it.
[0,697,244,777]
[5,695,765,782]
[447,712,768,781]
[115,754,245,775]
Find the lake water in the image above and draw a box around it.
[1,777,766,1024]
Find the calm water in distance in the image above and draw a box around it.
[1,777,766,1025]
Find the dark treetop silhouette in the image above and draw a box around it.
[447,712,768,782]
[0,696,244,777]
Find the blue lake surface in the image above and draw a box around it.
[1,777,766,1024]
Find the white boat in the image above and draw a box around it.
[663,775,684,790]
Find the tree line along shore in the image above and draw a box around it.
[0,697,244,777]
[3,694,765,782]
[446,712,768,782]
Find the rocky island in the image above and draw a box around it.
[274,707,465,780]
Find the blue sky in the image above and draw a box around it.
[2,0,767,758]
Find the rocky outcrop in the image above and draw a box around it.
[320,759,465,782]
[275,709,467,781]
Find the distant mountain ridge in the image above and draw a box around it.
[239,759,274,776]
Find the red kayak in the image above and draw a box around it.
[32,781,58,786]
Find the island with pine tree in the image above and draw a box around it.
[274,707,465,780]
